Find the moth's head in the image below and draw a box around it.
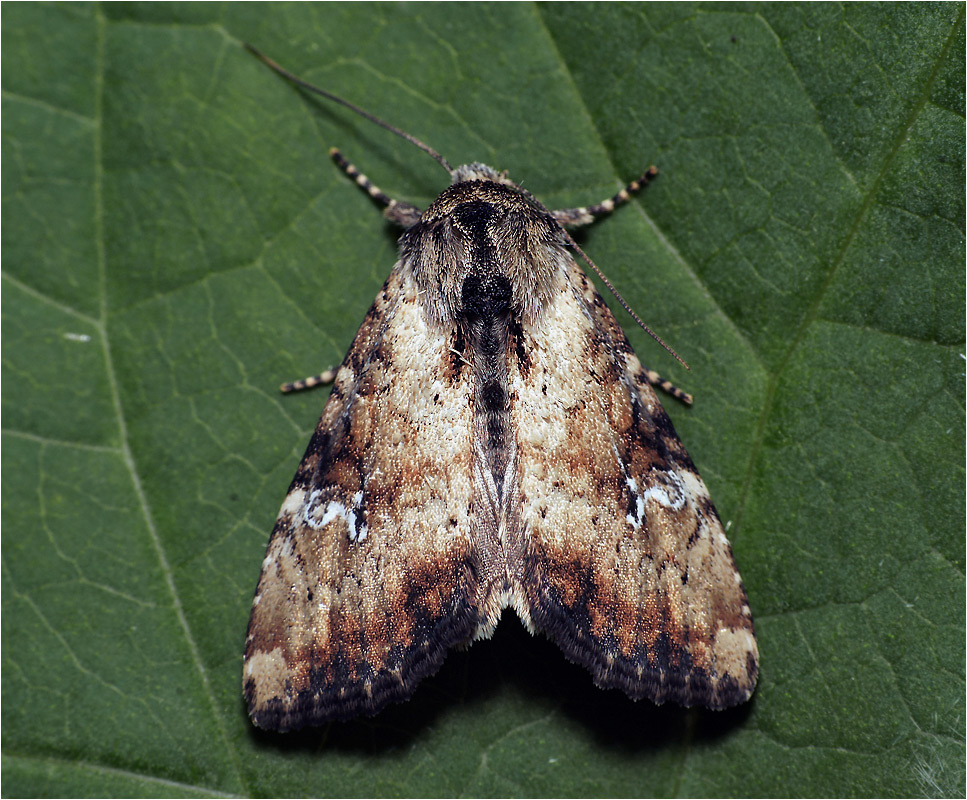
[451,163,514,186]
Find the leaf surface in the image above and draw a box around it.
[3,3,963,796]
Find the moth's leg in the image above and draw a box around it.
[552,166,658,227]
[641,366,693,406]
[280,368,338,394]
[329,148,424,227]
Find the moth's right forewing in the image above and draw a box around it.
[243,264,481,731]
[510,258,758,709]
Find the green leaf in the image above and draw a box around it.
[3,3,963,796]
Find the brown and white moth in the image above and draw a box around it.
[243,47,758,732]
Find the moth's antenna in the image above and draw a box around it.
[246,45,686,371]
[245,44,453,175]
[567,236,691,371]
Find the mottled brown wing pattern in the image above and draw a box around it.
[510,258,758,709]
[244,48,761,729]
[243,265,480,730]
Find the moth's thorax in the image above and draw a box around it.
[400,171,571,327]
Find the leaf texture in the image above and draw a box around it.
[2,3,963,796]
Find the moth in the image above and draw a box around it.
[243,47,758,732]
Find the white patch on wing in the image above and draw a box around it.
[615,446,688,530]
[625,475,646,530]
[304,489,368,543]
[639,470,686,512]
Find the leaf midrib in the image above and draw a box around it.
[733,6,966,534]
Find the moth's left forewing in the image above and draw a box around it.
[244,264,481,730]
[510,257,758,709]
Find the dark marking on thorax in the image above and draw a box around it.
[453,199,514,497]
